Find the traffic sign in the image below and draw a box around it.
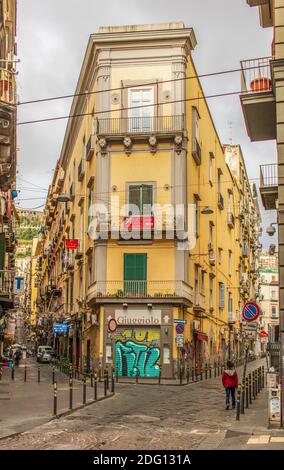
[108,318,118,333]
[174,319,187,324]
[176,334,184,348]
[176,323,184,334]
[242,302,260,322]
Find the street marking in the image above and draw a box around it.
[270,437,284,443]
[247,435,270,445]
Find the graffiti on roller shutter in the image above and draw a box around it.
[115,327,160,377]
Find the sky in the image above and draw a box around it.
[16,0,277,248]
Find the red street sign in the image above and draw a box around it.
[242,301,260,322]
[108,318,118,333]
[65,239,79,250]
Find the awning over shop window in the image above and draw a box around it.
[196,332,208,342]
[259,330,269,338]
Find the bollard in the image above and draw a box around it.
[116,366,119,384]
[179,368,183,386]
[218,363,220,377]
[195,367,198,382]
[256,369,259,395]
[38,367,41,384]
[24,363,27,382]
[11,365,15,381]
[253,370,256,399]
[135,369,139,385]
[186,367,190,384]
[111,369,115,394]
[52,367,55,385]
[245,377,249,409]
[259,367,262,391]
[191,366,194,383]
[0,366,2,381]
[90,372,94,388]
[209,364,212,379]
[94,372,98,401]
[200,367,203,381]
[83,375,87,405]
[214,362,217,378]
[106,370,110,390]
[249,373,252,404]
[158,368,161,385]
[241,381,245,414]
[104,375,107,397]
[69,376,73,410]
[262,366,265,388]
[236,385,241,421]
[53,382,57,416]
[205,363,208,380]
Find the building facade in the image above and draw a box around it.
[259,253,279,349]
[34,22,260,377]
[0,0,17,354]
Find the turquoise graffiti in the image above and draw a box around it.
[115,328,160,377]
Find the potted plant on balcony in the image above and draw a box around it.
[250,64,272,92]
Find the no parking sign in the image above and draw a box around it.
[242,302,260,322]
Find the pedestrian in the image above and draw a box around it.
[14,348,22,367]
[222,360,238,410]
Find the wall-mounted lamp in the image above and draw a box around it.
[147,303,153,310]
[123,303,128,309]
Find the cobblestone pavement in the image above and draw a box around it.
[0,358,109,439]
[0,359,272,450]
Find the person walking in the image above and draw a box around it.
[222,360,238,410]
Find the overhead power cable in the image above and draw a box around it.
[17,63,267,107]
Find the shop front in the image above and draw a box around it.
[104,305,174,378]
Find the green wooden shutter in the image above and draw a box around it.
[124,254,147,296]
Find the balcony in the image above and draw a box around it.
[86,135,95,161]
[260,163,278,210]
[97,115,185,139]
[193,292,206,313]
[240,57,276,141]
[87,280,193,306]
[227,212,235,229]
[0,68,16,105]
[218,192,224,210]
[0,270,14,301]
[78,159,85,182]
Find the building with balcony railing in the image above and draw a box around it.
[260,163,278,210]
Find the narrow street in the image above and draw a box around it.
[1,359,279,451]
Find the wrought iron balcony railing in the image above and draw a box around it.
[97,115,185,136]
[260,163,277,188]
[240,57,272,95]
[0,68,16,105]
[0,270,14,297]
[89,280,193,303]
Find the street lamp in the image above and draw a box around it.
[266,223,277,237]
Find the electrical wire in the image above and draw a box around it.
[17,89,242,126]
[17,63,267,107]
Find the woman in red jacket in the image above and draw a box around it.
[222,360,239,410]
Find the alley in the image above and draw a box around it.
[0,359,275,450]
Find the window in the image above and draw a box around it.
[218,170,221,194]
[192,107,201,164]
[219,282,225,309]
[194,195,199,238]
[129,88,154,131]
[209,222,214,244]
[201,271,205,293]
[209,153,213,184]
[271,290,277,300]
[88,188,94,229]
[209,276,214,310]
[87,253,92,287]
[228,293,233,314]
[194,264,199,305]
[228,250,232,276]
[271,306,277,318]
[128,184,153,215]
[80,206,84,252]
[124,253,147,295]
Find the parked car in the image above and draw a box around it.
[37,346,54,362]
[38,352,52,363]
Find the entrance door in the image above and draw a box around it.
[124,253,147,296]
[128,88,154,132]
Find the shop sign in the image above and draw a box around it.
[269,389,281,422]
[115,309,162,326]
[53,323,69,334]
[65,239,79,250]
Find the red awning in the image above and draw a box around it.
[196,333,208,342]
[259,330,269,338]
